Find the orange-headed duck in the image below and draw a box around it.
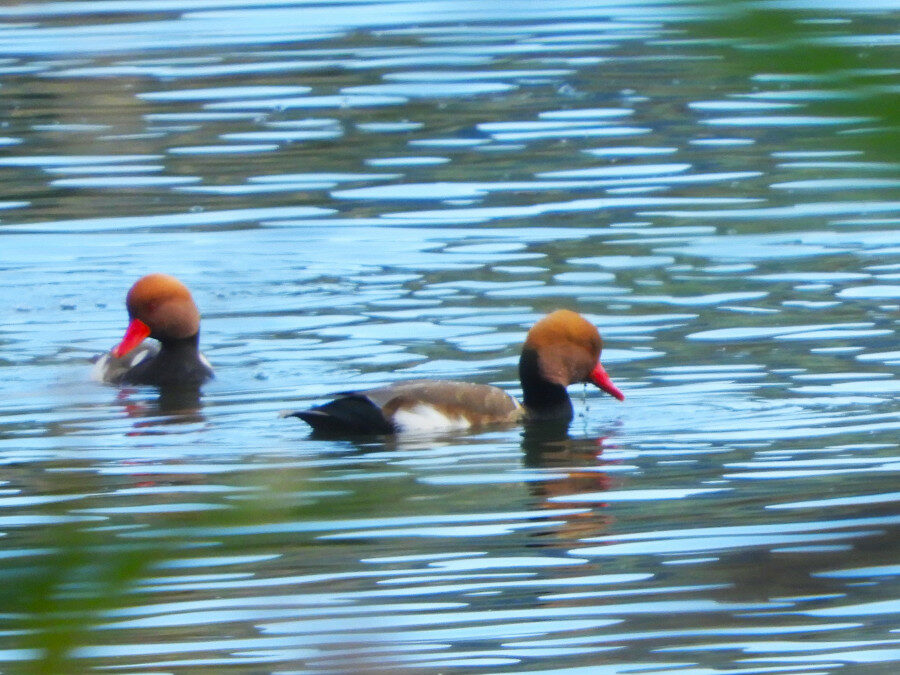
[285,309,623,434]
[93,273,213,386]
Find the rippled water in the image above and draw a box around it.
[0,0,898,672]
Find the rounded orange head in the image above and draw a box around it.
[113,274,201,357]
[523,309,624,401]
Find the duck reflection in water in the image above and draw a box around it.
[521,420,620,539]
[113,386,205,427]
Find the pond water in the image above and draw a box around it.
[0,0,899,672]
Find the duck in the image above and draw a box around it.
[92,273,213,387]
[285,309,623,435]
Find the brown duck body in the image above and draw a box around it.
[93,273,213,387]
[287,310,623,435]
[292,379,523,434]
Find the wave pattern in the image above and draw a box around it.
[0,0,897,672]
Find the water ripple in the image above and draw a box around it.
[1,3,898,673]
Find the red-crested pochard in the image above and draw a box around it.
[285,309,623,434]
[93,273,213,386]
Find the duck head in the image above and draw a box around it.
[113,274,201,357]
[519,309,624,402]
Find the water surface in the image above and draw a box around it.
[0,0,898,673]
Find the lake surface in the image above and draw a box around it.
[0,0,898,672]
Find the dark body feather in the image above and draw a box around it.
[95,336,213,387]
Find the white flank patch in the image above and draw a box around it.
[130,349,150,368]
[90,345,154,383]
[392,403,471,433]
[90,354,111,382]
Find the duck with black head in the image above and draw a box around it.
[93,273,213,387]
[284,309,623,435]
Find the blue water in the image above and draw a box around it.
[0,0,898,672]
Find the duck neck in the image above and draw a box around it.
[159,331,201,356]
[518,348,573,420]
[148,331,210,387]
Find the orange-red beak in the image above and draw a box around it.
[112,318,151,358]
[590,362,625,401]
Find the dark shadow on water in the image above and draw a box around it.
[115,386,205,427]
[521,418,621,470]
[521,421,619,496]
[155,386,204,415]
[520,419,620,544]
[520,418,578,465]
[296,420,522,451]
[297,418,621,461]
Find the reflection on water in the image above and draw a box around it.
[0,0,898,672]
[116,385,206,422]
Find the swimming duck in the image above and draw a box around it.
[93,273,213,386]
[285,309,623,434]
